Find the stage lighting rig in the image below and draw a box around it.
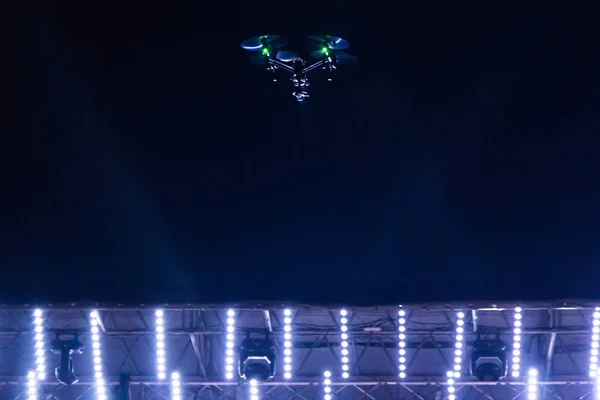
[240,34,357,102]
[238,332,276,382]
[470,332,508,382]
[51,335,84,385]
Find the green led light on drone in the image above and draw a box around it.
[322,47,329,54]
[262,48,269,55]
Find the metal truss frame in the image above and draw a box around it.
[1,379,598,400]
[0,301,598,399]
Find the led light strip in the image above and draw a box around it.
[155,310,167,380]
[171,371,182,400]
[225,309,236,380]
[32,309,46,380]
[590,307,600,377]
[249,378,260,400]
[323,370,332,400]
[527,368,539,400]
[446,311,465,400]
[511,307,523,378]
[90,310,107,400]
[27,370,38,400]
[283,309,293,379]
[339,309,350,379]
[398,306,407,379]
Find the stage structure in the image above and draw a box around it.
[0,300,598,400]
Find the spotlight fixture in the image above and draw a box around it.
[470,332,507,381]
[238,333,276,382]
[51,336,84,385]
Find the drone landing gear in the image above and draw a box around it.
[292,75,309,88]
[291,72,311,102]
[293,91,310,102]
[266,65,278,82]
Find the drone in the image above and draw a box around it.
[240,34,358,102]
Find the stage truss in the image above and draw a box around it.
[0,300,597,399]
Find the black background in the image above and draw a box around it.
[1,2,599,304]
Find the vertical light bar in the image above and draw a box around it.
[283,309,293,379]
[225,309,236,380]
[446,311,465,400]
[527,368,539,400]
[171,371,182,400]
[590,307,600,378]
[27,370,38,400]
[339,309,350,379]
[398,306,407,379]
[90,310,107,400]
[32,309,46,380]
[155,310,167,380]
[323,370,332,400]
[249,379,260,400]
[511,307,523,378]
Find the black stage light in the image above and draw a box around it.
[51,337,84,385]
[238,336,276,382]
[470,334,507,381]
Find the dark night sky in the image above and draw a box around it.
[1,2,599,304]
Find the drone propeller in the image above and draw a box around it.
[241,35,288,51]
[249,50,297,66]
[310,50,358,64]
[309,35,351,50]
[275,50,297,62]
[330,51,358,64]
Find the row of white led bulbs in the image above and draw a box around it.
[28,309,108,400]
[28,309,178,400]
[443,305,600,400]
[224,309,293,400]
[183,306,594,400]
[24,307,537,400]
[445,308,541,400]
[223,308,349,400]
[25,307,600,400]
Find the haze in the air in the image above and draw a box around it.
[1,2,599,304]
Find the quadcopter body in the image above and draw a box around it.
[240,35,357,102]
